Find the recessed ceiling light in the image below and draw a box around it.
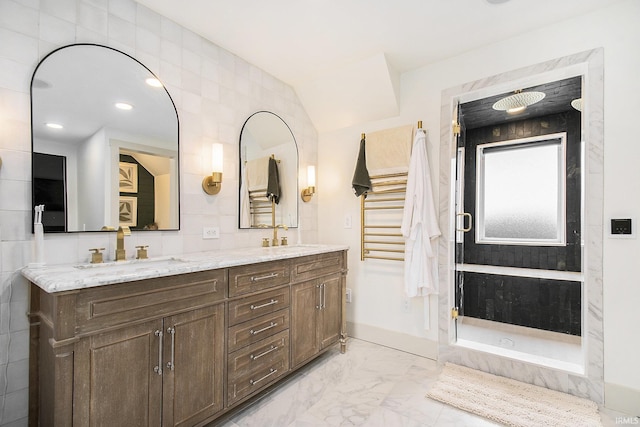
[145,77,163,88]
[115,102,133,110]
[45,122,63,129]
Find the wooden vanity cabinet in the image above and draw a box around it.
[29,269,226,427]
[73,304,225,427]
[227,261,292,406]
[29,250,348,426]
[291,252,347,368]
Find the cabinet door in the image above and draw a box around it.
[74,319,163,426]
[319,273,343,350]
[162,304,225,427]
[290,280,320,367]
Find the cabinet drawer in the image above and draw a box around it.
[228,330,289,383]
[228,261,290,297]
[76,269,227,334]
[228,287,290,326]
[291,251,344,284]
[227,344,289,405]
[228,309,289,353]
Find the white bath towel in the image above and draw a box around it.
[246,157,270,192]
[240,165,251,228]
[366,124,413,177]
[401,128,440,329]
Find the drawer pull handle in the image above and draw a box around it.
[250,322,277,335]
[250,299,279,310]
[250,272,279,282]
[250,345,278,360]
[250,368,278,386]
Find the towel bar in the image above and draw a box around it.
[360,174,407,262]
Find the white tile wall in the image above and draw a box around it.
[0,0,319,424]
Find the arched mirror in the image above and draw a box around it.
[239,111,298,229]
[31,44,179,232]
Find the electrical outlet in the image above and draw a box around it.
[402,298,411,313]
[346,288,352,303]
[344,214,352,229]
[203,226,220,239]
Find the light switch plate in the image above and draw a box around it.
[610,218,635,239]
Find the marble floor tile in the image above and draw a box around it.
[214,338,632,427]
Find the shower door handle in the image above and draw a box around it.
[456,213,472,232]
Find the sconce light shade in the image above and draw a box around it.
[202,143,223,195]
[301,165,316,202]
[211,143,224,173]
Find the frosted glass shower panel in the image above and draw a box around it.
[477,134,566,244]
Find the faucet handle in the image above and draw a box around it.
[89,248,105,264]
[262,238,270,247]
[135,245,149,260]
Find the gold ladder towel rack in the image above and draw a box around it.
[359,121,422,262]
[360,173,407,261]
[246,154,279,227]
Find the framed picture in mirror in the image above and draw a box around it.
[119,162,138,193]
[119,196,137,227]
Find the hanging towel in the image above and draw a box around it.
[246,157,270,193]
[352,137,372,197]
[366,124,413,177]
[240,164,251,228]
[401,128,441,329]
[267,156,281,204]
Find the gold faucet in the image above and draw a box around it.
[115,226,131,261]
[272,224,288,246]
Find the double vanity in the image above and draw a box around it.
[27,42,335,426]
[24,245,348,426]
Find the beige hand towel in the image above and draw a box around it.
[246,157,270,192]
[365,124,413,177]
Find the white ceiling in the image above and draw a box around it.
[134,0,622,131]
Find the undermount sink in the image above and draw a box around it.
[74,256,187,270]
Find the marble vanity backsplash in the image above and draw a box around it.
[22,244,348,293]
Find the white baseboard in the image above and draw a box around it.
[605,382,640,416]
[346,321,438,359]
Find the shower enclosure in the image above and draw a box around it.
[438,49,604,403]
[453,76,584,373]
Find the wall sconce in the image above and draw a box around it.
[202,143,223,195]
[301,165,316,202]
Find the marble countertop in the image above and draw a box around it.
[22,244,349,294]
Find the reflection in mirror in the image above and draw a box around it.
[239,112,298,229]
[31,44,179,232]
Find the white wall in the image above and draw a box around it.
[0,0,318,424]
[319,0,640,413]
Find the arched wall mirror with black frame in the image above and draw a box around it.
[238,111,299,229]
[31,43,180,233]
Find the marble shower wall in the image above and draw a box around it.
[0,0,318,424]
[437,48,605,403]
